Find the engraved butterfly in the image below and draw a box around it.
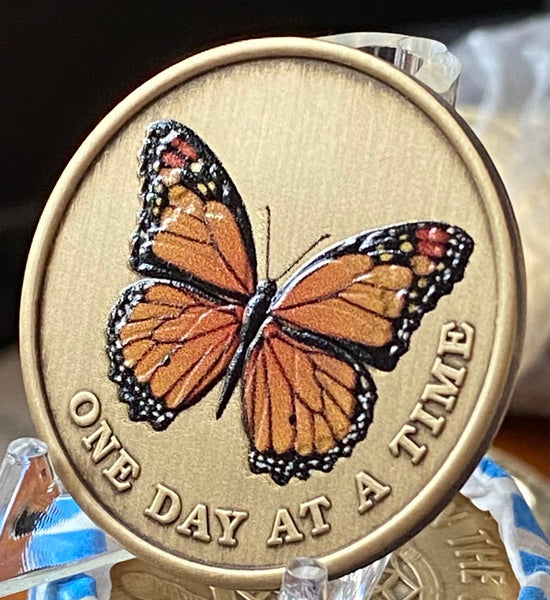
[106,120,473,486]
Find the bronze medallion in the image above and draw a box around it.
[110,494,519,599]
[20,38,524,587]
[371,493,520,599]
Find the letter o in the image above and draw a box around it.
[69,391,101,426]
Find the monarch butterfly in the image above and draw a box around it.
[106,120,473,486]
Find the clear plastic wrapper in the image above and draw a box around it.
[451,17,550,414]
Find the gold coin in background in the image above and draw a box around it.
[20,38,523,587]
[371,493,519,599]
[110,494,519,600]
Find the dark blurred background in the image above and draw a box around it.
[2,0,547,348]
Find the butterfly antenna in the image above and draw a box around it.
[265,205,271,280]
[275,233,331,282]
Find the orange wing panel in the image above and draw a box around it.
[242,323,376,485]
[115,281,243,415]
[151,185,254,296]
[273,259,414,347]
[244,325,357,455]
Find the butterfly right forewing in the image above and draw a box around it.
[241,222,473,485]
[272,222,473,371]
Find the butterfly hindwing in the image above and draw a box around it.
[243,322,376,486]
[133,119,257,302]
[272,222,473,371]
[107,279,243,430]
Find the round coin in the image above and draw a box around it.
[109,494,519,599]
[20,37,524,588]
[371,493,520,599]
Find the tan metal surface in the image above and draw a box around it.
[110,494,519,599]
[19,38,524,588]
[372,493,520,599]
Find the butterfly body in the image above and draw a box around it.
[218,278,277,418]
[106,119,474,485]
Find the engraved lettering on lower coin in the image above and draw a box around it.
[233,592,274,600]
[372,543,440,599]
[389,321,474,465]
[430,497,470,528]
[110,563,278,600]
[144,482,249,546]
[372,494,518,599]
[448,529,508,585]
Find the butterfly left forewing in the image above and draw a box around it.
[107,121,256,430]
[242,322,376,486]
[133,120,257,302]
[272,222,473,371]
